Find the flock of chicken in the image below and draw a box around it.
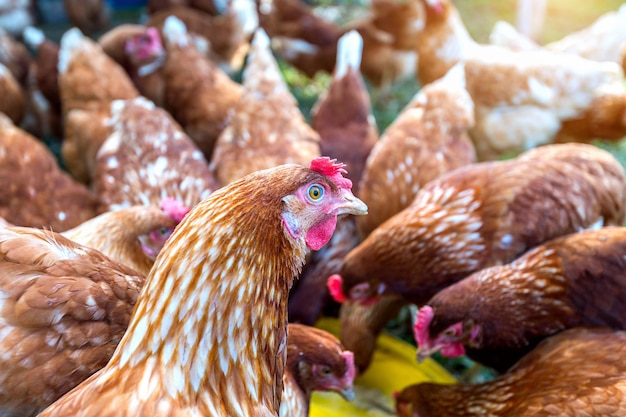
[0,0,625,416]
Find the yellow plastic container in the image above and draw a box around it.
[310,318,456,417]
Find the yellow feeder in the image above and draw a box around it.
[310,317,456,417]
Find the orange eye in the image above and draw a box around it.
[307,184,324,202]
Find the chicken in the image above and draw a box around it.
[355,63,476,240]
[490,4,626,72]
[92,96,218,212]
[415,0,626,161]
[62,201,189,277]
[59,27,139,183]
[289,30,378,325]
[396,327,626,417]
[328,142,626,309]
[260,0,341,78]
[0,61,25,123]
[63,0,110,35]
[146,0,259,73]
[310,30,378,194]
[0,26,30,85]
[98,24,167,106]
[281,323,356,417]
[21,26,63,139]
[160,15,243,161]
[348,0,423,87]
[37,157,367,417]
[0,0,36,37]
[23,26,61,112]
[0,225,145,417]
[0,113,99,231]
[210,29,321,186]
[414,226,626,372]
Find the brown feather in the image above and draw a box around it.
[397,327,626,417]
[428,226,626,371]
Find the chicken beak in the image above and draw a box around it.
[416,346,439,363]
[336,191,368,216]
[340,387,356,402]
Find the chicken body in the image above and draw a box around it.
[37,158,367,417]
[281,324,355,417]
[0,114,98,231]
[0,226,144,417]
[93,96,217,212]
[415,226,626,372]
[290,30,378,325]
[397,327,626,417]
[63,0,110,35]
[210,29,321,186]
[331,143,626,307]
[59,28,139,183]
[355,63,476,239]
[0,61,25,123]
[160,16,243,161]
[311,30,378,195]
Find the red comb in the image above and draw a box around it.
[414,306,434,347]
[327,274,347,303]
[341,351,356,383]
[160,198,190,223]
[310,157,352,189]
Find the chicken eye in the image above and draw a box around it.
[307,184,325,202]
[442,327,458,338]
[159,227,172,236]
[319,366,331,375]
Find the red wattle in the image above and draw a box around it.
[327,274,347,303]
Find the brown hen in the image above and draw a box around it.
[92,96,218,212]
[290,30,378,325]
[210,28,321,186]
[98,24,167,106]
[397,327,626,417]
[0,114,99,231]
[415,226,626,372]
[0,226,145,417]
[159,15,243,161]
[281,323,356,417]
[0,62,25,124]
[62,203,188,277]
[37,158,367,417]
[59,27,139,183]
[355,62,476,240]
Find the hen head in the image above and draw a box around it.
[304,351,356,401]
[140,198,190,259]
[125,27,164,65]
[288,324,357,401]
[413,305,481,362]
[281,157,367,251]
